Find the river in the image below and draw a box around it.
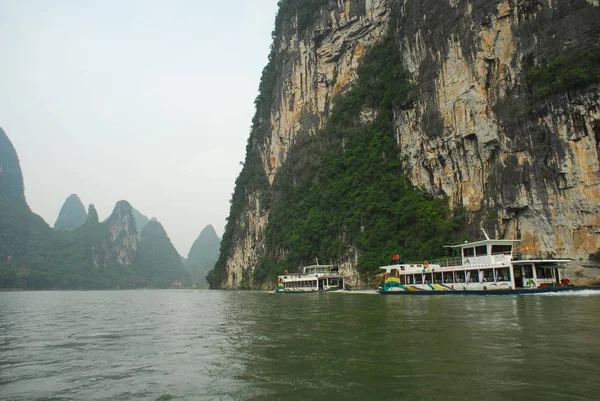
[1,290,599,400]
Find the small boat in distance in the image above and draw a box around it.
[379,230,580,295]
[276,264,346,293]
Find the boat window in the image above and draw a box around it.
[406,275,413,284]
[482,269,494,282]
[455,270,466,283]
[433,273,442,284]
[522,265,533,278]
[466,270,479,283]
[443,272,453,283]
[491,244,512,254]
[392,269,400,277]
[463,247,475,257]
[496,267,511,282]
[399,275,405,284]
[475,245,487,256]
[424,273,433,284]
[415,275,423,284]
[536,267,553,279]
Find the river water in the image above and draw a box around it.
[1,290,599,401]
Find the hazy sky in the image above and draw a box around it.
[1,0,279,256]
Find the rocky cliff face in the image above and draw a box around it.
[54,194,87,231]
[393,0,600,260]
[215,0,600,289]
[220,0,393,289]
[90,200,139,269]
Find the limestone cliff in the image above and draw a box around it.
[211,0,600,289]
[90,200,139,269]
[393,0,600,260]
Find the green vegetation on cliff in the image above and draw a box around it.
[276,0,327,33]
[254,34,462,283]
[527,45,600,99]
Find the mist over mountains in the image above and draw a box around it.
[0,127,219,289]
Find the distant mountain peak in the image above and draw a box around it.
[200,224,217,236]
[54,194,87,231]
[130,206,150,240]
[0,127,26,203]
[86,204,99,224]
[186,224,221,287]
[139,218,190,287]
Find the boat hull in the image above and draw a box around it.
[275,289,344,294]
[379,286,597,295]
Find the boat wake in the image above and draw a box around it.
[332,289,379,295]
[533,289,600,297]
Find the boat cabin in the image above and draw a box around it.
[449,238,516,267]
[379,233,570,293]
[276,264,346,292]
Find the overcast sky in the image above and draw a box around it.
[1,0,279,256]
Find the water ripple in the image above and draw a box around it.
[1,290,600,400]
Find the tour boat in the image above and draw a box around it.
[276,264,346,293]
[379,230,577,295]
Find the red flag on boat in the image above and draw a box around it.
[391,254,400,261]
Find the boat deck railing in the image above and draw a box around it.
[428,257,463,268]
[512,252,562,260]
[405,253,513,269]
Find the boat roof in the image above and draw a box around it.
[511,259,570,264]
[303,264,335,269]
[445,239,520,248]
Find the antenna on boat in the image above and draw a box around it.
[481,227,491,241]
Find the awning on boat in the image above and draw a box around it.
[445,239,519,248]
[512,260,570,266]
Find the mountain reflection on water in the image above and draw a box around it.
[1,290,599,401]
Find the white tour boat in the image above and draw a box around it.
[379,230,577,295]
[276,264,346,293]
